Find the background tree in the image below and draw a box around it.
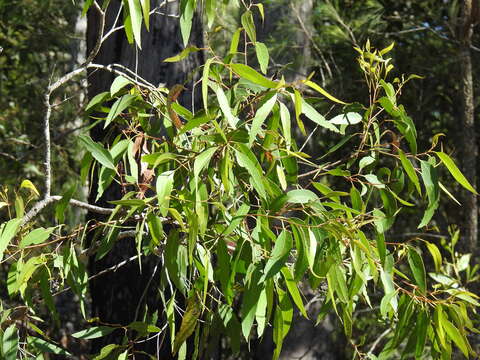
[0,1,479,359]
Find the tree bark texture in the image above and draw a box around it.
[458,0,478,258]
[86,1,203,355]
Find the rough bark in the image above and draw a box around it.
[86,1,203,355]
[458,0,478,258]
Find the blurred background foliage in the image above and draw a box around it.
[1,0,479,358]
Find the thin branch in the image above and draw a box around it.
[52,253,142,298]
[367,328,391,355]
[82,2,106,66]
[22,195,114,225]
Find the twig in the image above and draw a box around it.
[22,196,114,225]
[82,2,106,66]
[52,253,143,298]
[291,3,332,81]
[367,328,391,355]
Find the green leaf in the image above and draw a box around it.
[442,318,469,357]
[174,295,202,354]
[281,267,308,318]
[328,112,362,125]
[415,310,428,358]
[202,58,213,115]
[0,218,22,261]
[255,41,269,74]
[104,94,136,128]
[241,10,256,44]
[230,63,278,88]
[28,336,71,356]
[249,93,277,147]
[86,92,110,112]
[425,241,442,272]
[2,325,18,360]
[262,230,293,280]
[94,344,119,360]
[20,179,40,197]
[327,265,349,303]
[364,174,385,188]
[110,76,131,96]
[435,151,477,194]
[279,102,291,150]
[180,0,195,46]
[234,148,267,200]
[55,183,77,223]
[255,288,268,337]
[292,89,305,135]
[20,227,55,248]
[212,82,239,128]
[127,0,143,48]
[418,159,439,228]
[72,326,115,339]
[164,45,201,62]
[398,149,421,195]
[229,28,242,54]
[194,147,217,189]
[156,170,174,217]
[78,135,115,170]
[408,248,426,294]
[301,98,339,133]
[303,80,347,104]
[140,0,150,30]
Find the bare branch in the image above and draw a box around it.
[22,195,114,225]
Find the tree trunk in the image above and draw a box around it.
[458,0,478,257]
[86,1,203,355]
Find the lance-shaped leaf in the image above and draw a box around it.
[261,230,292,281]
[248,93,277,147]
[408,248,426,294]
[230,63,278,88]
[78,135,115,170]
[173,294,202,354]
[127,0,143,48]
[435,151,477,194]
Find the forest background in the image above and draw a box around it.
[1,0,480,359]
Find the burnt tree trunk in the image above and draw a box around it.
[86,1,203,356]
[458,0,478,258]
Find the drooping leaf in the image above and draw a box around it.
[0,218,22,261]
[301,98,339,133]
[398,149,421,195]
[303,80,347,104]
[408,248,427,294]
[78,135,115,170]
[173,294,202,353]
[20,179,40,197]
[180,0,195,46]
[248,93,277,147]
[241,10,256,44]
[441,318,470,357]
[255,41,269,74]
[20,227,55,248]
[127,0,143,48]
[436,151,477,194]
[110,76,131,96]
[72,326,115,340]
[104,94,137,128]
[164,45,201,62]
[328,112,362,125]
[2,325,18,360]
[281,267,307,318]
[262,231,293,280]
[230,63,278,88]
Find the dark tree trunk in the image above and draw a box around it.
[458,0,478,258]
[86,1,203,356]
